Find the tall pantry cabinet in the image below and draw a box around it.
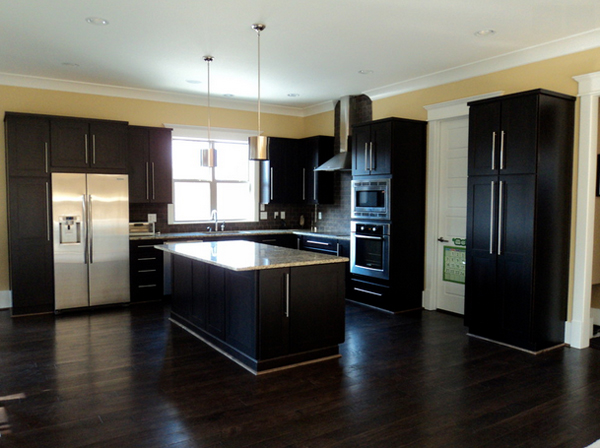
[464,89,575,352]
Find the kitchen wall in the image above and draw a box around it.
[3,46,600,302]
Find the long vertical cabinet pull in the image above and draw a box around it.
[491,132,496,170]
[84,134,89,164]
[92,134,96,165]
[313,170,317,201]
[497,181,504,255]
[284,272,290,317]
[489,181,495,254]
[369,142,374,171]
[364,143,368,172]
[499,131,506,170]
[151,162,156,200]
[270,167,274,200]
[45,182,51,242]
[145,162,150,200]
[44,142,49,173]
[302,168,306,200]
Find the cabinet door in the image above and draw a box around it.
[303,136,334,204]
[464,176,499,332]
[50,119,89,169]
[258,268,289,359]
[496,174,535,344]
[225,270,257,357]
[206,265,226,339]
[500,95,539,175]
[89,121,128,171]
[127,127,150,203]
[263,137,302,204]
[369,121,392,175]
[148,128,173,203]
[289,264,345,353]
[171,255,192,318]
[8,177,54,315]
[5,115,50,177]
[352,125,371,176]
[191,260,209,330]
[468,101,501,176]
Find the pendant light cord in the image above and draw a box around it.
[204,56,213,144]
[257,28,261,137]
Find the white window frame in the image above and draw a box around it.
[166,124,260,225]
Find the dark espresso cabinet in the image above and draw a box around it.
[302,136,335,205]
[352,120,392,176]
[50,118,128,171]
[465,89,575,352]
[5,114,50,177]
[129,239,164,303]
[128,126,173,203]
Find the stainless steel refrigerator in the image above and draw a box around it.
[52,173,130,310]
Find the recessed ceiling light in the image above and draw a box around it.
[85,17,109,26]
[186,79,202,84]
[62,62,80,67]
[474,29,495,37]
[358,70,374,75]
[287,93,300,97]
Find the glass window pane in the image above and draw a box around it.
[215,142,249,181]
[217,183,252,220]
[172,139,212,181]
[174,181,212,221]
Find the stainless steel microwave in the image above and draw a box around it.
[351,177,391,220]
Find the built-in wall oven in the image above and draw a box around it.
[351,177,391,221]
[350,221,390,281]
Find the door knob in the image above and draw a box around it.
[437,237,449,242]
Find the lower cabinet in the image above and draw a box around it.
[170,255,346,373]
[129,240,164,303]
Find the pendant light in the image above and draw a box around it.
[248,23,268,160]
[201,55,217,167]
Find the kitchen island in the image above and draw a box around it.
[156,240,348,374]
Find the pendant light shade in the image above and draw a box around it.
[249,23,269,160]
[201,55,217,167]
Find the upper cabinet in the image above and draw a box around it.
[50,118,128,172]
[467,90,566,176]
[5,113,50,177]
[128,126,173,203]
[260,135,335,205]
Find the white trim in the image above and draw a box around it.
[592,308,600,327]
[2,30,600,117]
[0,290,12,309]
[166,124,256,142]
[568,71,600,349]
[423,92,503,311]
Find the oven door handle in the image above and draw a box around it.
[354,234,384,240]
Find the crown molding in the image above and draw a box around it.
[364,28,600,101]
[1,28,599,118]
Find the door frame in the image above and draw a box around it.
[422,92,503,311]
[568,72,600,349]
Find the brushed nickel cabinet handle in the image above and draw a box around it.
[490,181,495,255]
[491,131,496,170]
[498,180,504,255]
[500,131,505,170]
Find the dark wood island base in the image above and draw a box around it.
[157,240,348,374]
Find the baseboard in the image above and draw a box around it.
[0,290,12,309]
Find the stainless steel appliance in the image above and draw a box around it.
[52,173,130,310]
[351,177,391,220]
[350,221,390,281]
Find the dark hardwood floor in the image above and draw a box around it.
[1,302,600,448]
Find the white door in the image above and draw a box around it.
[436,117,469,314]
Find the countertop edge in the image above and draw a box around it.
[130,229,350,241]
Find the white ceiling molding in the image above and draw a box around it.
[365,28,600,101]
[1,28,599,118]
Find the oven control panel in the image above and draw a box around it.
[352,221,390,236]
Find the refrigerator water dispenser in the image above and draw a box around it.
[59,216,81,244]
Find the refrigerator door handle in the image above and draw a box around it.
[88,195,94,264]
[82,194,88,263]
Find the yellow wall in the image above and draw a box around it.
[2,46,600,296]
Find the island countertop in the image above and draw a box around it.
[155,240,349,271]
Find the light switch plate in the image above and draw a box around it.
[318,212,322,220]
[148,213,157,223]
[280,211,286,219]
[260,211,268,220]
[274,211,279,219]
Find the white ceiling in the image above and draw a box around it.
[1,0,599,116]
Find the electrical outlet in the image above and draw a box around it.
[260,211,268,220]
[148,213,157,223]
[318,212,322,220]
[260,204,266,211]
[274,211,279,219]
[280,211,286,219]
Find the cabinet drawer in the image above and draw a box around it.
[301,236,339,255]
[348,278,391,310]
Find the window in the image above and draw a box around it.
[171,138,258,223]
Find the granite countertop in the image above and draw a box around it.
[131,229,350,241]
[155,240,349,271]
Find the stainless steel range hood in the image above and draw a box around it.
[315,94,372,171]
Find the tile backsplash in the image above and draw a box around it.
[129,171,351,235]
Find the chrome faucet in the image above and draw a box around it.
[211,209,218,231]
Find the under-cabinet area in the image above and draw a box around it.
[156,240,348,373]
